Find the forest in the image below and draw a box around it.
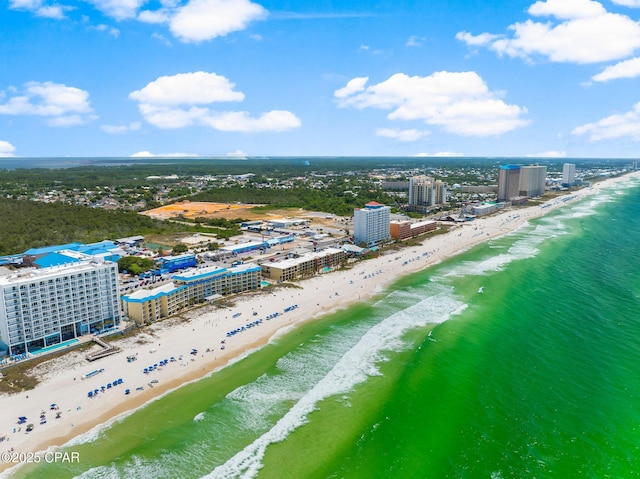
[0,198,195,255]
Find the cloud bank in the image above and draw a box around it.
[335,71,528,137]
[130,71,301,132]
[0,81,96,126]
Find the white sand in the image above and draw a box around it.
[1,171,637,472]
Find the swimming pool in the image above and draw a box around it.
[31,338,80,355]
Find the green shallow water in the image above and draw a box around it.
[9,178,640,479]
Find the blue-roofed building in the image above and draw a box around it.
[122,263,261,324]
[23,243,83,265]
[265,235,295,247]
[23,243,84,256]
[33,251,82,268]
[77,241,125,263]
[0,255,23,266]
[156,253,197,273]
[22,241,124,267]
[220,241,266,256]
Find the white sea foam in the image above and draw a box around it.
[442,212,578,280]
[202,285,464,479]
[75,454,166,479]
[224,320,372,434]
[194,412,205,422]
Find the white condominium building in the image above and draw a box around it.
[354,201,391,247]
[408,176,447,209]
[0,261,121,356]
[519,165,547,197]
[562,163,576,186]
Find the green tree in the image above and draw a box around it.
[117,256,155,275]
[172,243,189,254]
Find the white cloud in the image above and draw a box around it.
[169,0,267,43]
[0,81,95,126]
[129,71,245,106]
[0,140,17,157]
[334,77,368,99]
[9,0,70,18]
[457,0,640,64]
[336,71,528,137]
[572,102,640,141]
[200,110,301,132]
[528,0,605,19]
[14,0,266,43]
[414,151,464,157]
[591,57,640,82]
[130,71,301,132]
[101,121,141,134]
[151,32,172,46]
[455,31,499,46]
[136,104,208,128]
[406,35,425,47]
[48,114,97,127]
[93,24,121,37]
[610,0,640,7]
[9,0,40,8]
[130,150,199,157]
[36,4,67,18]
[226,149,248,158]
[138,9,170,23]
[86,0,146,20]
[526,150,567,157]
[375,128,428,142]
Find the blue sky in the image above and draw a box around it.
[2,0,640,158]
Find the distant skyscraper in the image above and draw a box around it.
[497,165,521,202]
[408,176,447,211]
[354,201,391,247]
[562,163,576,186]
[519,165,547,197]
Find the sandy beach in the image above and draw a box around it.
[1,171,638,474]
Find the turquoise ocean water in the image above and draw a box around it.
[10,176,640,479]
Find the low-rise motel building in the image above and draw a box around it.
[121,263,261,325]
[261,247,347,282]
[389,220,437,241]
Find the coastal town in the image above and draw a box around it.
[0,158,637,474]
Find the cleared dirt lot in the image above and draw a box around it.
[141,201,343,229]
[141,201,264,220]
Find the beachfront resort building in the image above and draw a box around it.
[389,220,437,241]
[519,165,547,197]
[353,202,391,247]
[408,176,447,212]
[562,163,576,186]
[260,247,347,282]
[121,263,261,324]
[497,165,521,202]
[498,164,547,201]
[0,260,121,356]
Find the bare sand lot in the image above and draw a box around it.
[141,201,263,220]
